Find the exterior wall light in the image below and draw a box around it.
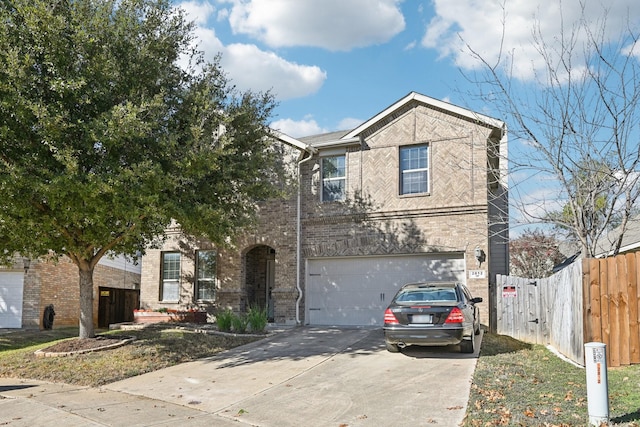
[474,247,485,267]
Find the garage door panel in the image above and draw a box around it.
[311,260,463,280]
[0,272,24,328]
[307,255,465,326]
[308,307,381,326]
[308,289,383,309]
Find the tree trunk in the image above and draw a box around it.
[78,266,95,338]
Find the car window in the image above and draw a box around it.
[395,288,457,303]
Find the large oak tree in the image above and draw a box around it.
[0,0,281,338]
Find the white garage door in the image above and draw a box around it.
[0,272,24,328]
[306,254,466,326]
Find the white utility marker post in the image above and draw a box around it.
[585,342,609,426]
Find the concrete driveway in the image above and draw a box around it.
[107,326,480,426]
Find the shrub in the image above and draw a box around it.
[216,309,234,332]
[247,306,268,333]
[231,314,249,333]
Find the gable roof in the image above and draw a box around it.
[272,91,506,152]
[343,91,505,140]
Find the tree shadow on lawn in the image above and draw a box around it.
[611,409,640,424]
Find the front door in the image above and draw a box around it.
[266,259,275,322]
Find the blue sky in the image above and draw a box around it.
[176,0,640,229]
[177,0,483,135]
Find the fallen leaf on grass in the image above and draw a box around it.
[574,397,586,407]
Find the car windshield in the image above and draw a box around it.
[395,287,457,303]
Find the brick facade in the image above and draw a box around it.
[139,92,508,326]
[140,195,300,324]
[297,103,500,322]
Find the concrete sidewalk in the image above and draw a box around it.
[0,327,480,426]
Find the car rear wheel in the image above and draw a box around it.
[385,341,400,353]
[460,336,475,353]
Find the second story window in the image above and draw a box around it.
[322,155,346,201]
[400,144,428,195]
[196,250,217,301]
[160,252,180,302]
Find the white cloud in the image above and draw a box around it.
[337,117,363,131]
[180,0,216,25]
[177,1,326,100]
[422,0,640,81]
[225,0,405,51]
[271,116,362,138]
[509,169,566,225]
[270,117,327,138]
[403,40,417,51]
[223,44,326,99]
[514,186,565,225]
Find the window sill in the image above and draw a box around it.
[399,192,430,199]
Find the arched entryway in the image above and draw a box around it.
[244,245,275,322]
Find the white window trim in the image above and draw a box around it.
[321,154,346,202]
[160,252,180,302]
[399,144,430,196]
[195,250,217,302]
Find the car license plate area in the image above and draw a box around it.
[411,314,433,324]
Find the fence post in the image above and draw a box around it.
[585,342,609,426]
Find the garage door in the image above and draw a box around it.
[0,272,24,328]
[306,254,465,326]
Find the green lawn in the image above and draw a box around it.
[462,332,640,426]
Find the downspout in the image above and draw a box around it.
[296,149,315,325]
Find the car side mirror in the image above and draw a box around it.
[471,297,483,304]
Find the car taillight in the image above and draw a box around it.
[384,308,399,324]
[445,307,464,323]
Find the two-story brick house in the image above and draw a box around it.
[139,92,508,327]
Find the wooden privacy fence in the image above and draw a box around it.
[584,253,640,367]
[496,252,640,367]
[496,262,585,365]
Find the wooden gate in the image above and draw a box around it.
[496,261,584,365]
[98,287,140,328]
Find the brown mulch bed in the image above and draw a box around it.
[41,336,128,353]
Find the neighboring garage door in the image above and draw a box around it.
[306,254,466,326]
[0,272,24,328]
